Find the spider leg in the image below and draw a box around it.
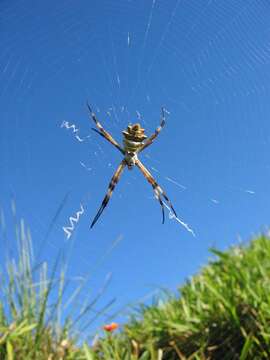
[139,107,166,152]
[153,188,165,224]
[87,102,125,155]
[90,160,126,228]
[136,158,177,219]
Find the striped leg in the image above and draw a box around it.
[90,160,126,228]
[136,159,177,220]
[139,107,166,152]
[153,188,165,224]
[87,102,125,155]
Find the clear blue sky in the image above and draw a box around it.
[1,0,270,335]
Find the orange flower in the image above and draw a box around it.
[103,322,119,332]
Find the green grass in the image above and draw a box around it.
[1,212,270,359]
[94,235,270,359]
[0,213,114,359]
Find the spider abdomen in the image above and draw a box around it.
[122,123,147,154]
[123,138,143,153]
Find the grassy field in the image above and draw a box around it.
[1,217,270,359]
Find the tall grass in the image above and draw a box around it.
[0,211,112,359]
[1,208,270,359]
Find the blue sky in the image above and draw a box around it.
[1,0,270,335]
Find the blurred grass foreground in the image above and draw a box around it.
[1,216,270,359]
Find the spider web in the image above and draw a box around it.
[1,0,270,336]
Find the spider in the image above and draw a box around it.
[87,102,177,228]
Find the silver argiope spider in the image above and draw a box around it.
[88,103,177,228]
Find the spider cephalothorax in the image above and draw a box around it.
[87,103,176,228]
